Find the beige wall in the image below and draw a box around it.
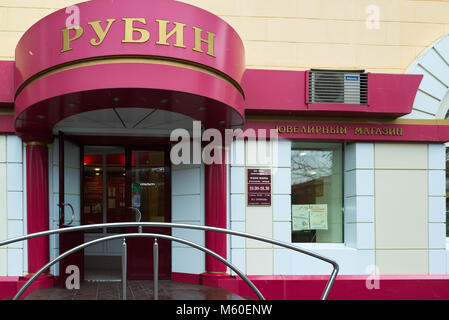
[232,140,445,276]
[374,143,429,274]
[1,0,449,72]
[244,140,275,275]
[230,139,291,276]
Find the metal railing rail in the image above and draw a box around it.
[13,233,264,301]
[0,222,339,300]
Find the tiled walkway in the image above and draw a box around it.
[24,281,247,300]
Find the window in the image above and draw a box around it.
[291,142,344,243]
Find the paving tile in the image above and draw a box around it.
[25,280,247,300]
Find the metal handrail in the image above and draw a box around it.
[13,233,265,300]
[0,222,339,300]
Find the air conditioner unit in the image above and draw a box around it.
[308,70,368,105]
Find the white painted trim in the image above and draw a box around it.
[405,34,449,120]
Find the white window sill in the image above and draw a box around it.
[289,242,355,251]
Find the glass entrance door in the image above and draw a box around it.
[130,151,167,223]
[126,150,171,280]
[82,146,171,280]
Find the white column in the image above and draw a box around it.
[427,144,447,274]
[6,135,25,276]
[344,143,375,274]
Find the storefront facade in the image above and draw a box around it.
[2,0,449,299]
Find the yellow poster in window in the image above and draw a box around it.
[309,204,328,230]
[292,205,310,231]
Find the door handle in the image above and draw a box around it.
[129,207,142,233]
[58,203,75,227]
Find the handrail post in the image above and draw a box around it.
[122,238,127,300]
[154,238,159,300]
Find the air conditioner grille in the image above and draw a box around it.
[308,70,368,105]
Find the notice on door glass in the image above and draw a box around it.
[292,204,328,231]
[133,194,141,208]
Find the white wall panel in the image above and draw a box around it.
[172,168,201,195]
[355,170,374,196]
[64,167,80,195]
[429,250,446,275]
[428,196,445,223]
[7,220,23,249]
[272,194,291,221]
[429,170,445,196]
[356,223,375,249]
[64,140,80,169]
[273,139,291,168]
[272,167,291,194]
[7,163,22,191]
[230,139,245,166]
[172,195,201,221]
[230,248,245,276]
[171,163,204,275]
[357,197,375,223]
[230,194,245,221]
[230,166,245,194]
[172,247,204,274]
[6,136,22,163]
[428,144,446,170]
[7,191,22,220]
[273,221,290,245]
[345,143,374,171]
[2,137,25,276]
[172,222,204,248]
[230,221,245,249]
[7,249,23,276]
[273,249,292,275]
[429,223,446,249]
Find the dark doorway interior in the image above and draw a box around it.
[81,146,171,280]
